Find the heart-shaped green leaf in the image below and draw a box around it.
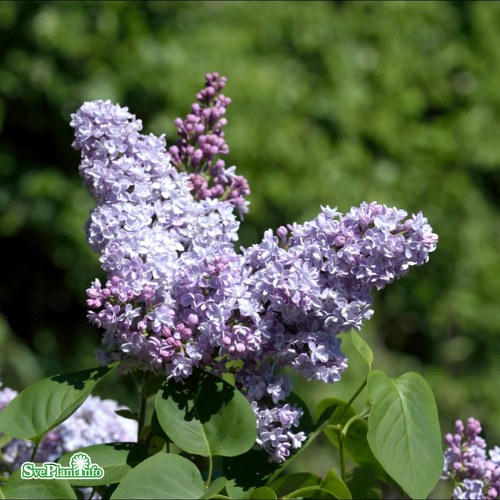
[155,370,256,458]
[367,370,443,499]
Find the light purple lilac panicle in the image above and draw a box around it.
[71,76,438,463]
[442,418,500,499]
[0,382,137,475]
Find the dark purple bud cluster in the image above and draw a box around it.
[168,73,250,215]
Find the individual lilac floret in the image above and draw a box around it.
[442,418,500,499]
[168,72,250,215]
[0,385,137,474]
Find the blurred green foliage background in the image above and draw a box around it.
[1,1,499,492]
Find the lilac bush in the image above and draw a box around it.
[443,418,500,499]
[70,73,438,463]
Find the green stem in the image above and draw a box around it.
[206,454,213,488]
[337,378,368,482]
[30,440,40,462]
[339,431,347,482]
[338,378,367,422]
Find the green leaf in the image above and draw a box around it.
[114,409,138,421]
[0,486,6,500]
[200,476,227,499]
[224,448,277,499]
[249,487,277,499]
[141,374,166,398]
[148,435,166,455]
[269,472,321,497]
[321,469,352,499]
[1,469,76,499]
[155,369,256,457]
[0,365,115,444]
[150,409,170,442]
[345,468,382,500]
[286,486,335,499]
[343,417,387,479]
[367,370,443,499]
[316,398,356,425]
[351,331,373,368]
[99,483,119,500]
[58,442,148,486]
[0,434,12,448]
[110,453,205,499]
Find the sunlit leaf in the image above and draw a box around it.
[111,453,205,499]
[0,365,115,444]
[1,469,76,499]
[367,370,443,499]
[351,331,373,369]
[155,370,256,457]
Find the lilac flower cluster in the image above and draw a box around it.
[0,382,137,475]
[169,73,250,215]
[251,401,306,463]
[442,418,500,499]
[72,75,437,462]
[71,98,241,377]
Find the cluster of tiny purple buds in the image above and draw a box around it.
[168,72,250,215]
[442,418,500,499]
[71,75,438,463]
[0,383,137,476]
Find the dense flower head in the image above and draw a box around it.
[72,75,438,463]
[442,418,500,499]
[0,383,137,475]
